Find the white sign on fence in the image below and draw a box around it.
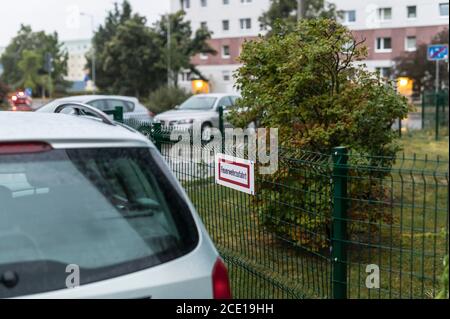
[215,153,255,195]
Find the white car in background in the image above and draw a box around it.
[37,95,154,123]
[0,104,231,299]
[154,93,241,138]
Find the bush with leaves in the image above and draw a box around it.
[436,255,449,299]
[146,86,192,114]
[229,19,408,251]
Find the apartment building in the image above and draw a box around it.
[170,0,271,93]
[172,0,448,93]
[61,39,92,82]
[334,0,449,78]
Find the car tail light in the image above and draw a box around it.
[0,142,53,155]
[212,258,232,299]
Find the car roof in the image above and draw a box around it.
[0,112,152,149]
[52,95,139,103]
[192,93,240,98]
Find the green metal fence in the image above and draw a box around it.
[120,115,448,299]
[421,91,449,140]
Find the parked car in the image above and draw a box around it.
[9,91,33,112]
[37,95,154,123]
[153,93,241,139]
[0,105,231,299]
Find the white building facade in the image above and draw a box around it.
[61,39,92,82]
[334,0,449,78]
[171,0,448,93]
[170,0,271,93]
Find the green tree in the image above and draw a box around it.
[259,0,338,33]
[153,11,216,87]
[17,50,47,93]
[230,19,408,250]
[101,16,164,97]
[0,25,68,95]
[394,28,449,94]
[0,80,9,108]
[89,0,134,91]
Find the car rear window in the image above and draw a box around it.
[0,147,198,298]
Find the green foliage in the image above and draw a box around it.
[92,1,214,95]
[259,0,338,34]
[232,19,407,155]
[0,25,68,96]
[0,80,9,107]
[153,11,216,87]
[230,19,409,250]
[437,255,449,299]
[91,1,164,97]
[146,86,192,114]
[17,50,50,93]
[394,28,449,95]
[101,16,164,97]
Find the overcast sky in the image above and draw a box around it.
[0,0,170,46]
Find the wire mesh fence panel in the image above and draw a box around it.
[343,153,449,299]
[123,119,449,299]
[422,91,449,138]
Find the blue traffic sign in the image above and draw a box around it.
[427,44,448,61]
[24,88,32,97]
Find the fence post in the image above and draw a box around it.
[421,94,425,130]
[114,106,123,123]
[331,146,349,299]
[152,122,162,152]
[435,93,439,141]
[218,106,225,153]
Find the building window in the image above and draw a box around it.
[407,5,417,18]
[222,45,231,58]
[200,21,207,29]
[223,0,229,4]
[241,0,252,3]
[375,37,392,52]
[181,72,191,82]
[240,18,252,30]
[184,0,191,9]
[200,53,208,60]
[200,0,207,7]
[222,20,230,31]
[341,10,356,23]
[223,71,231,82]
[377,7,392,20]
[405,36,417,51]
[375,67,392,79]
[439,3,449,16]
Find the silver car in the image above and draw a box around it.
[154,93,241,138]
[0,105,230,299]
[38,95,154,123]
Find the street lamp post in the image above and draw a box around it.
[81,12,96,94]
[297,0,304,21]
